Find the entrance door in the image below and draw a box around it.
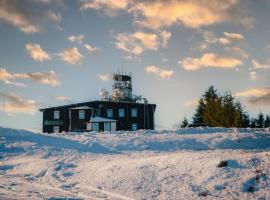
[111,122,116,131]
[104,122,111,131]
[92,123,99,132]
[87,123,91,131]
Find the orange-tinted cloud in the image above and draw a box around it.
[115,31,171,55]
[84,44,101,55]
[58,47,83,64]
[98,74,111,81]
[0,92,37,114]
[68,34,85,44]
[145,65,174,79]
[25,43,51,62]
[14,71,61,87]
[179,53,242,71]
[235,87,270,106]
[129,0,253,30]
[0,0,62,34]
[0,68,61,87]
[252,60,269,69]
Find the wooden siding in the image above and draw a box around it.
[40,101,156,133]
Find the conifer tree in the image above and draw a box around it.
[250,118,257,128]
[181,117,189,128]
[241,112,250,128]
[265,115,270,128]
[202,86,222,127]
[203,96,222,127]
[222,92,236,127]
[256,112,264,128]
[191,86,251,127]
[234,101,250,127]
[192,98,205,125]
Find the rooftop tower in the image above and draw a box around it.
[112,72,133,102]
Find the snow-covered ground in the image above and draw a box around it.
[0,127,270,200]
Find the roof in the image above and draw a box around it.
[89,116,117,123]
[39,100,156,111]
[70,106,93,110]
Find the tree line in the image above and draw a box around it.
[180,86,270,128]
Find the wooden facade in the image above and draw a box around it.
[40,100,156,133]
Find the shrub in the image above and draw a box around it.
[217,160,228,168]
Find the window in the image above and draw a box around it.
[53,126,59,133]
[119,108,125,117]
[54,111,59,119]
[131,108,137,117]
[104,122,111,131]
[132,123,137,131]
[107,109,113,118]
[79,110,85,119]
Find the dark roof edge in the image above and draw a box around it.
[39,100,156,111]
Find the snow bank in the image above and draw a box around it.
[0,127,269,199]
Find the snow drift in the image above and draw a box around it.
[0,127,269,199]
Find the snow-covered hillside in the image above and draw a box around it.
[0,127,270,199]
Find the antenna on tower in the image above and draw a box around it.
[121,61,124,75]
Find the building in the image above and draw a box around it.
[39,72,156,133]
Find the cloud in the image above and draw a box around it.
[115,31,167,55]
[25,43,51,62]
[179,53,242,71]
[0,68,60,87]
[14,71,61,87]
[249,71,256,80]
[0,68,26,87]
[129,0,253,30]
[235,88,270,97]
[55,96,72,103]
[145,65,174,79]
[223,32,244,40]
[0,68,13,82]
[98,74,111,81]
[68,34,85,44]
[84,44,101,55]
[58,47,83,64]
[0,0,63,34]
[248,94,270,106]
[0,92,37,114]
[203,31,230,45]
[80,0,253,30]
[252,60,269,69]
[203,31,245,45]
[46,10,62,22]
[228,47,249,58]
[184,99,199,107]
[0,0,39,33]
[160,31,171,48]
[235,87,270,106]
[81,0,130,11]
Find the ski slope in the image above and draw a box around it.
[0,127,270,199]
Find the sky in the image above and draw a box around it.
[0,0,270,131]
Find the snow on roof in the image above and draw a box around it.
[70,106,93,110]
[90,116,117,123]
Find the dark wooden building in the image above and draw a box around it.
[40,72,156,133]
